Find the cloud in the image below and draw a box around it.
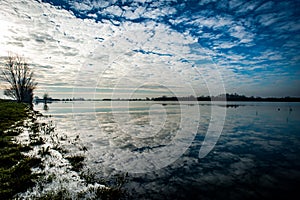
[234,0,261,14]
[228,25,255,43]
[1,0,299,98]
[255,1,274,12]
[72,1,93,12]
[256,12,286,27]
[228,0,245,10]
[0,0,118,89]
[186,15,234,30]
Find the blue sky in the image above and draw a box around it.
[0,0,300,98]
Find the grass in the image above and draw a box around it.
[66,154,85,172]
[0,99,127,199]
[0,99,28,134]
[0,100,41,199]
[79,170,129,200]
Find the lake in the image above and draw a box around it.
[34,101,300,200]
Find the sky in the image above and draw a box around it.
[0,0,300,99]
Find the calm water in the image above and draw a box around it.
[34,101,300,200]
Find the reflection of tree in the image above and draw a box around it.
[43,103,49,111]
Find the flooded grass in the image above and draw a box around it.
[66,154,85,172]
[0,100,127,199]
[0,100,41,199]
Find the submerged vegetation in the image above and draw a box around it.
[0,99,127,199]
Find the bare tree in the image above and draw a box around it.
[43,93,49,102]
[1,54,37,103]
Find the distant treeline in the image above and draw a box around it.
[34,93,300,102]
[151,93,300,102]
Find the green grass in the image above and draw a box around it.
[0,99,28,135]
[0,100,127,199]
[0,100,41,199]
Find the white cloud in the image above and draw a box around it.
[0,0,227,98]
[1,0,298,98]
[0,0,118,88]
[255,1,274,12]
[228,0,245,10]
[199,0,217,6]
[187,15,233,30]
[256,13,281,27]
[72,1,92,11]
[123,6,145,20]
[228,25,255,44]
[234,0,261,14]
[142,5,177,19]
[79,21,216,97]
[91,0,111,9]
[213,41,237,49]
[103,5,124,17]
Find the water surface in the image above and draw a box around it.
[34,101,300,200]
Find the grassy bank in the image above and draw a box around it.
[0,99,28,132]
[0,100,127,199]
[0,100,41,199]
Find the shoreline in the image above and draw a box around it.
[0,100,126,199]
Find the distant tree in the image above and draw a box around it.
[43,93,49,102]
[1,54,37,103]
